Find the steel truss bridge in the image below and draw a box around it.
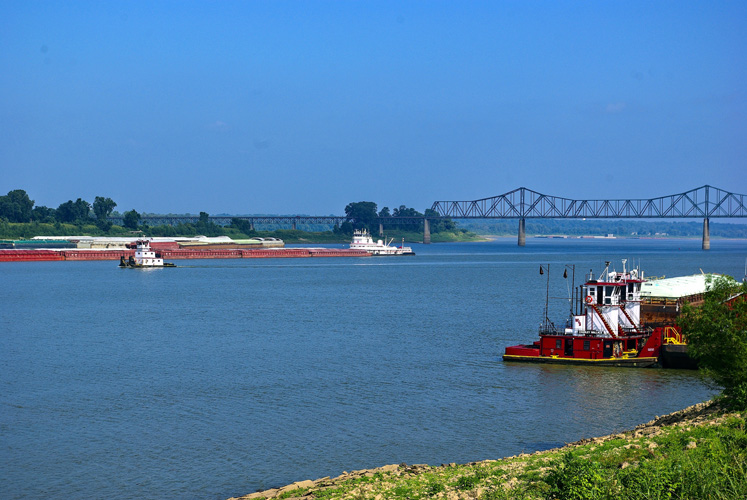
[108,215,348,227]
[429,185,746,219]
[109,185,745,249]
[429,185,745,249]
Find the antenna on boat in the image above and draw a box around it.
[600,261,611,281]
[564,264,575,317]
[540,264,551,330]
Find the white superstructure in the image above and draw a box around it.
[565,260,644,337]
[120,240,174,268]
[349,230,414,256]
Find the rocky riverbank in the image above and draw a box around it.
[229,400,746,500]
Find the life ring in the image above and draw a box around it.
[585,295,594,304]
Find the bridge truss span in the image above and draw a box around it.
[430,185,747,219]
[108,215,349,228]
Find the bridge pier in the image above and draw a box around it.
[702,218,710,250]
[379,223,383,237]
[518,218,526,247]
[423,218,431,244]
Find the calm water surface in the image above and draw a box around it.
[2,238,745,499]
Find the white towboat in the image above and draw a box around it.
[119,240,176,268]
[349,230,415,256]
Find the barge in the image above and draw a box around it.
[0,246,371,262]
[503,260,710,368]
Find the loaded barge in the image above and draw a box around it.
[0,247,371,262]
[0,236,371,262]
[503,260,713,368]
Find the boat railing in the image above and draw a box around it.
[640,294,705,307]
[538,327,654,338]
[640,297,680,306]
[539,319,559,335]
[663,326,686,345]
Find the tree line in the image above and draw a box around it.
[0,190,460,237]
[336,201,459,235]
[0,189,127,230]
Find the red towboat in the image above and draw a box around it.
[503,260,684,368]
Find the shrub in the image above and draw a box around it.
[679,276,747,409]
[544,452,609,500]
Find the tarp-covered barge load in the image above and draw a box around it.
[0,237,370,262]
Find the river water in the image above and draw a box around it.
[2,238,745,499]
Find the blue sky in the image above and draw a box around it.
[1,1,745,215]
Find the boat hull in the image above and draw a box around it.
[119,262,176,268]
[502,354,660,368]
[660,344,698,369]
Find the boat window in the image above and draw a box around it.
[601,286,611,305]
[555,339,562,349]
[583,340,590,351]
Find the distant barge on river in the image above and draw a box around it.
[0,236,371,262]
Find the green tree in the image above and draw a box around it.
[123,209,141,230]
[195,212,221,236]
[32,205,56,223]
[392,205,423,231]
[425,208,456,233]
[679,275,747,408]
[93,196,117,232]
[378,206,391,218]
[230,218,257,236]
[57,198,91,224]
[0,189,34,222]
[392,205,421,218]
[93,196,117,221]
[344,201,378,232]
[333,221,354,235]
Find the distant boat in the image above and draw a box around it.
[119,240,176,268]
[349,230,415,256]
